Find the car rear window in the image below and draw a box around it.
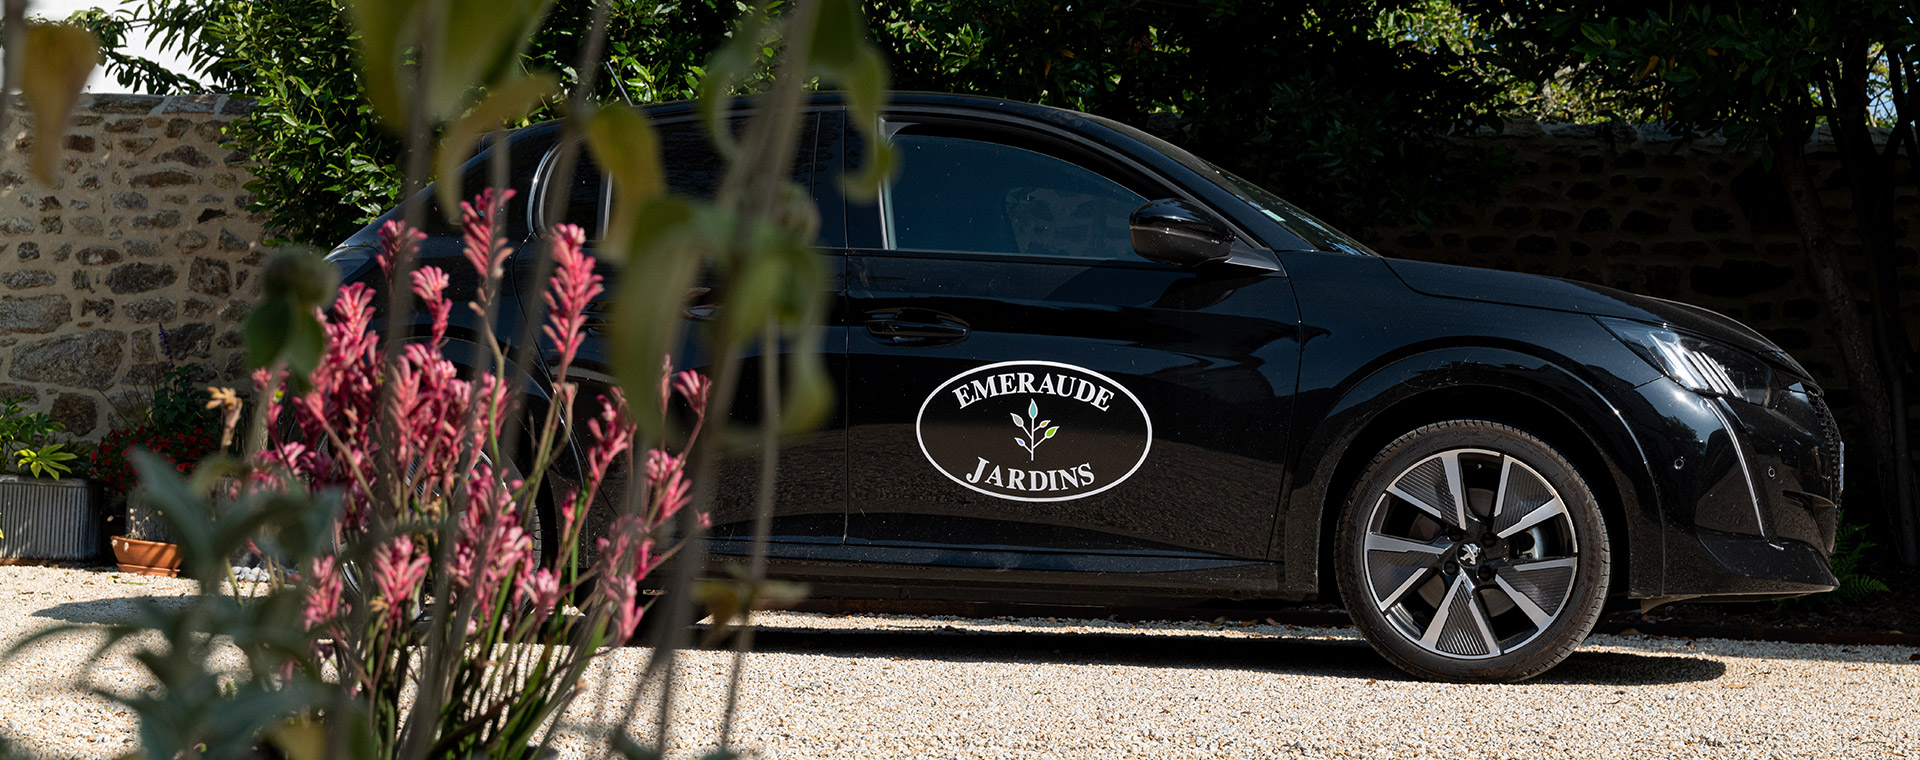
[539,114,820,241]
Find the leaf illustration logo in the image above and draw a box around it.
[1011,398,1060,461]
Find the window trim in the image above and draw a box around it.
[876,128,1156,260]
[528,138,614,241]
[862,113,1276,267]
[528,110,832,243]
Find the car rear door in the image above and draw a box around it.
[531,107,849,552]
[842,113,1302,567]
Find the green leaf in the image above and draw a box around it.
[805,0,894,200]
[245,246,335,373]
[585,106,667,258]
[435,73,560,221]
[723,246,787,347]
[781,331,834,434]
[243,301,292,371]
[341,0,423,131]
[345,0,553,131]
[432,0,556,123]
[696,8,778,159]
[20,23,99,184]
[607,197,702,437]
[1043,427,1058,439]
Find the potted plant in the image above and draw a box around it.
[92,356,224,576]
[0,395,99,562]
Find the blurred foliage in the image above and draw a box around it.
[10,0,879,754]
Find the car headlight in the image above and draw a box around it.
[1600,318,1774,406]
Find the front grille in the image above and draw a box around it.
[1810,394,1844,508]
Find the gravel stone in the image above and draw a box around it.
[0,566,1913,759]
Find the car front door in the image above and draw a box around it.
[843,116,1303,568]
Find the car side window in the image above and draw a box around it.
[883,134,1147,260]
[545,114,821,241]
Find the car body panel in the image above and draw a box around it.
[329,92,1839,613]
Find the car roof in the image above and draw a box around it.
[544,92,1321,253]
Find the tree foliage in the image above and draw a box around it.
[1478,0,1920,565]
[869,0,1516,226]
[73,0,405,245]
[81,0,1528,242]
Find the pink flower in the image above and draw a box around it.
[410,266,452,345]
[373,536,429,626]
[303,556,343,631]
[593,515,657,642]
[585,394,633,488]
[461,188,515,283]
[515,567,562,619]
[448,467,533,622]
[375,219,426,276]
[540,224,602,381]
[672,370,711,418]
[644,449,681,483]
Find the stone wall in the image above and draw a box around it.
[0,94,265,438]
[1358,121,1920,402]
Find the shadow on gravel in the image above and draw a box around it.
[31,595,194,626]
[709,627,1726,686]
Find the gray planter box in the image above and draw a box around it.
[0,476,101,561]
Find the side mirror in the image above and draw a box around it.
[1129,199,1234,267]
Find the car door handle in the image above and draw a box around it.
[866,319,968,339]
[864,311,970,345]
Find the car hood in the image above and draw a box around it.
[1383,257,1794,367]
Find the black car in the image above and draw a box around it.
[329,93,1841,682]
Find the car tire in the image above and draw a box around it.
[1335,420,1610,683]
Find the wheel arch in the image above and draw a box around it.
[1278,347,1661,602]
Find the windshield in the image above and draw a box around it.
[1203,163,1378,256]
[1076,111,1378,256]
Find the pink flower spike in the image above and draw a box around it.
[654,467,691,520]
[672,370,711,417]
[585,394,634,488]
[644,449,681,484]
[540,223,601,380]
[410,266,452,344]
[516,567,562,614]
[376,219,426,276]
[373,536,429,625]
[461,188,516,281]
[658,355,675,416]
[303,556,343,631]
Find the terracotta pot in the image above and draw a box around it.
[111,535,183,577]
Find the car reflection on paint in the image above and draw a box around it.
[329,93,1842,683]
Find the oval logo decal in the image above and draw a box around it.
[916,360,1153,502]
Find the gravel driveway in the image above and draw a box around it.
[1,564,1913,759]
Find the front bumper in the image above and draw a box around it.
[1624,378,1841,600]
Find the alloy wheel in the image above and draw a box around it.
[1360,447,1583,660]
